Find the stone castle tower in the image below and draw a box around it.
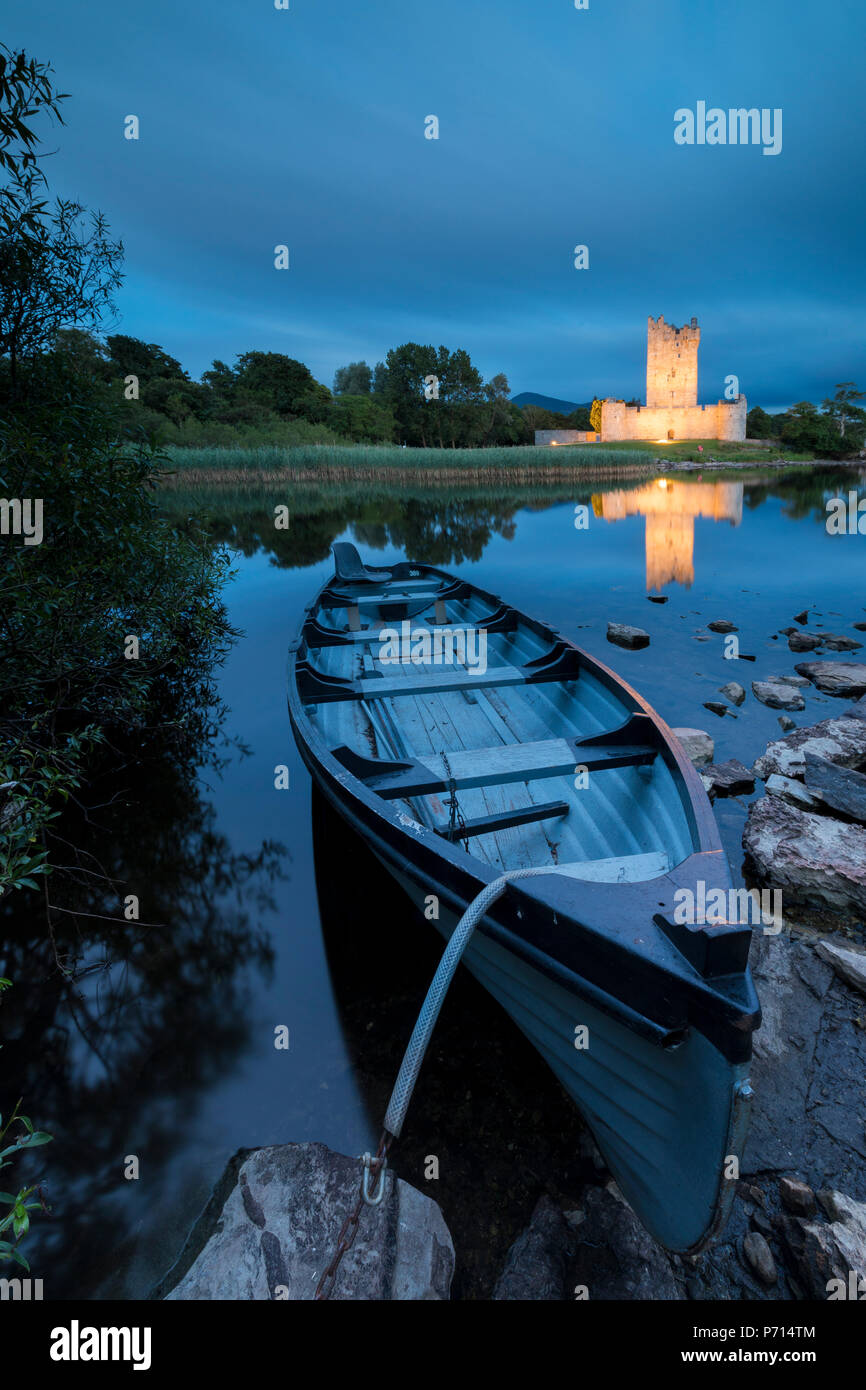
[646,315,700,409]
[533,313,746,447]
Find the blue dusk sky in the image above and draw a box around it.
[14,0,866,410]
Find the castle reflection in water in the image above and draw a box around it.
[592,479,743,590]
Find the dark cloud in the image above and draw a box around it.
[21,0,865,405]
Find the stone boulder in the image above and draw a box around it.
[607,622,650,650]
[788,632,822,652]
[701,760,755,798]
[160,1143,454,1301]
[752,681,805,711]
[719,681,746,707]
[671,728,714,766]
[794,661,866,697]
[743,796,866,916]
[752,716,866,781]
[819,633,863,652]
[814,939,866,997]
[493,1196,571,1300]
[776,1191,866,1301]
[803,751,866,823]
[568,1184,681,1300]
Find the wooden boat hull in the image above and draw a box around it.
[288,546,760,1253]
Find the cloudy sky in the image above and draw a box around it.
[18,0,865,410]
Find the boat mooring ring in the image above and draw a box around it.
[361,1151,388,1205]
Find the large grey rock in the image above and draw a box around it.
[493,1196,571,1300]
[568,1184,681,1300]
[752,716,866,781]
[719,681,746,706]
[702,759,755,797]
[163,1143,454,1301]
[768,674,810,688]
[777,1191,866,1300]
[743,796,866,916]
[814,940,866,997]
[819,633,863,652]
[708,619,737,633]
[847,695,866,722]
[788,632,822,652]
[752,681,805,711]
[794,661,866,696]
[764,773,822,811]
[607,622,650,650]
[804,751,866,823]
[745,932,866,1195]
[672,727,714,766]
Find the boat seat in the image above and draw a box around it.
[329,733,656,798]
[435,799,569,842]
[331,542,393,585]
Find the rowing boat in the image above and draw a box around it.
[287,543,761,1253]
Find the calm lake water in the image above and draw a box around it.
[7,465,866,1299]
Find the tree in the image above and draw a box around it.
[746,405,775,438]
[822,382,866,439]
[106,335,186,382]
[590,398,603,434]
[371,361,389,397]
[233,350,331,420]
[333,361,372,395]
[329,393,395,442]
[0,47,121,396]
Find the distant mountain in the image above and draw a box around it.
[511,392,591,415]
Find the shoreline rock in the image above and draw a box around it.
[160,1143,454,1301]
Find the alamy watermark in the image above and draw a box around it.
[378,620,488,675]
[673,883,782,934]
[674,103,782,157]
[0,498,43,545]
[825,491,866,534]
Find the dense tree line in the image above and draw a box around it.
[35,332,560,448]
[747,390,865,459]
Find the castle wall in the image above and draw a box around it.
[534,430,601,446]
[600,396,746,443]
[646,315,700,409]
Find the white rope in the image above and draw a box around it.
[383,867,554,1138]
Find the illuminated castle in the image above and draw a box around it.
[535,316,747,446]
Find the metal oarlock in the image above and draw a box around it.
[361,1150,388,1206]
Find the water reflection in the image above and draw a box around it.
[592,479,743,591]
[158,465,861,581]
[0,726,287,1297]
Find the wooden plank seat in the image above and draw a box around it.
[330,720,657,799]
[296,642,581,703]
[302,603,519,648]
[322,579,472,611]
[435,798,570,842]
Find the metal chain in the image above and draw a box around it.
[314,1131,391,1301]
[440,751,469,850]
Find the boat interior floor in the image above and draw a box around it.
[307,586,695,881]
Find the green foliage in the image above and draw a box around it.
[746,405,775,438]
[0,981,53,1271]
[1,381,237,897]
[333,361,372,395]
[590,398,603,434]
[328,392,395,442]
